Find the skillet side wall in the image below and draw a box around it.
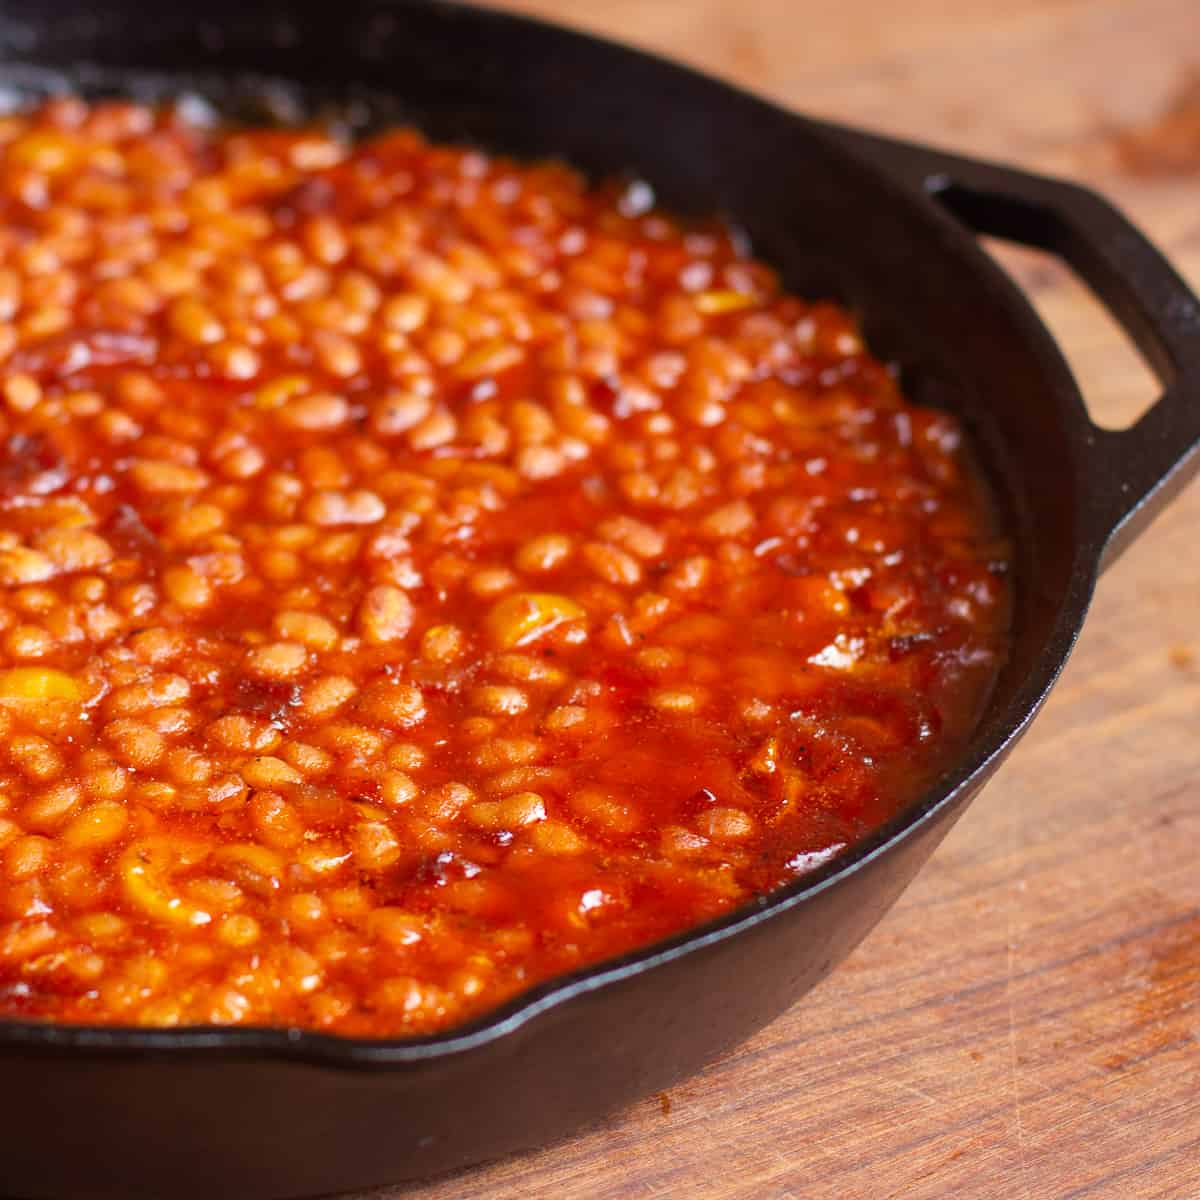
[0,770,994,1199]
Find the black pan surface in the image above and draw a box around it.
[0,3,1197,1197]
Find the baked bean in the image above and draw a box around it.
[357,585,414,644]
[515,533,572,574]
[244,641,308,680]
[273,611,340,652]
[354,681,427,729]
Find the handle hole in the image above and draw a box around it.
[975,236,1160,431]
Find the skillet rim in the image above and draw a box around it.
[0,0,1105,1066]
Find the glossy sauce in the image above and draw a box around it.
[0,100,1010,1035]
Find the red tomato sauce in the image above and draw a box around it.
[0,99,1010,1035]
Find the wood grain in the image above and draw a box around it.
[358,3,1200,1196]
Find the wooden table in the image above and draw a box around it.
[365,3,1200,1196]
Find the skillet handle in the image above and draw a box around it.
[815,121,1200,572]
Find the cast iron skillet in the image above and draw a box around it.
[1,2,1198,1197]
